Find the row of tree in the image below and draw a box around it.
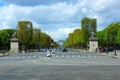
[64,17,120,50]
[17,21,54,52]
[0,29,14,50]
[63,29,84,49]
[0,21,54,52]
[64,17,97,49]
[97,22,120,48]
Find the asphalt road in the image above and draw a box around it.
[0,50,120,80]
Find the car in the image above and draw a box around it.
[40,48,47,52]
[62,48,68,52]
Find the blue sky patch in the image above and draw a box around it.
[0,1,9,6]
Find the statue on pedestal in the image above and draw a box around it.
[10,30,19,53]
[89,31,98,52]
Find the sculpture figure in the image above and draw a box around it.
[12,31,17,38]
[91,32,96,38]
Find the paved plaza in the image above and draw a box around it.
[0,50,120,80]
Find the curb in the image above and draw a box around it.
[98,53,120,58]
[0,53,9,57]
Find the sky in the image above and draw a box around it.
[0,0,120,41]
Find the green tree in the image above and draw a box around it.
[97,22,120,47]
[17,21,33,51]
[0,30,10,50]
[64,29,84,49]
[40,32,53,48]
[73,29,83,48]
[117,28,120,44]
[97,30,106,46]
[32,29,41,51]
[81,17,97,47]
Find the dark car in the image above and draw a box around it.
[62,48,68,52]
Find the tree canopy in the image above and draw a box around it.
[97,22,120,47]
[0,29,14,50]
[0,21,54,51]
[81,17,97,45]
[64,17,97,49]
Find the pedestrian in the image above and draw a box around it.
[96,48,98,53]
[3,51,5,55]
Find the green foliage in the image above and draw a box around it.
[0,29,14,50]
[32,29,41,44]
[65,17,98,49]
[97,30,106,46]
[3,29,14,36]
[0,30,9,44]
[73,29,83,44]
[17,21,54,51]
[64,29,84,49]
[17,21,33,44]
[64,17,120,49]
[97,22,120,46]
[0,21,54,51]
[40,32,53,48]
[81,17,97,45]
[17,21,33,51]
[117,28,120,44]
[32,29,41,50]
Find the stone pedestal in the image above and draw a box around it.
[10,38,19,53]
[89,37,98,52]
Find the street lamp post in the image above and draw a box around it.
[114,33,117,56]
[106,37,108,54]
[114,43,117,55]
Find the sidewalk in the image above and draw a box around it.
[0,53,9,57]
[98,52,120,58]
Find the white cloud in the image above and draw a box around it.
[0,0,120,40]
[91,0,113,11]
[44,27,79,41]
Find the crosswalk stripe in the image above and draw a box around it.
[83,55,86,58]
[0,53,106,59]
[26,56,31,58]
[33,56,36,58]
[88,55,91,58]
[72,55,75,57]
[93,56,97,57]
[61,55,64,57]
[78,55,81,57]
[38,56,41,58]
[56,56,59,57]
[66,55,70,57]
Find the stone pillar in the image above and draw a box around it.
[10,37,19,53]
[89,37,98,52]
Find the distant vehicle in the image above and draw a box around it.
[62,48,68,52]
[40,48,47,52]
